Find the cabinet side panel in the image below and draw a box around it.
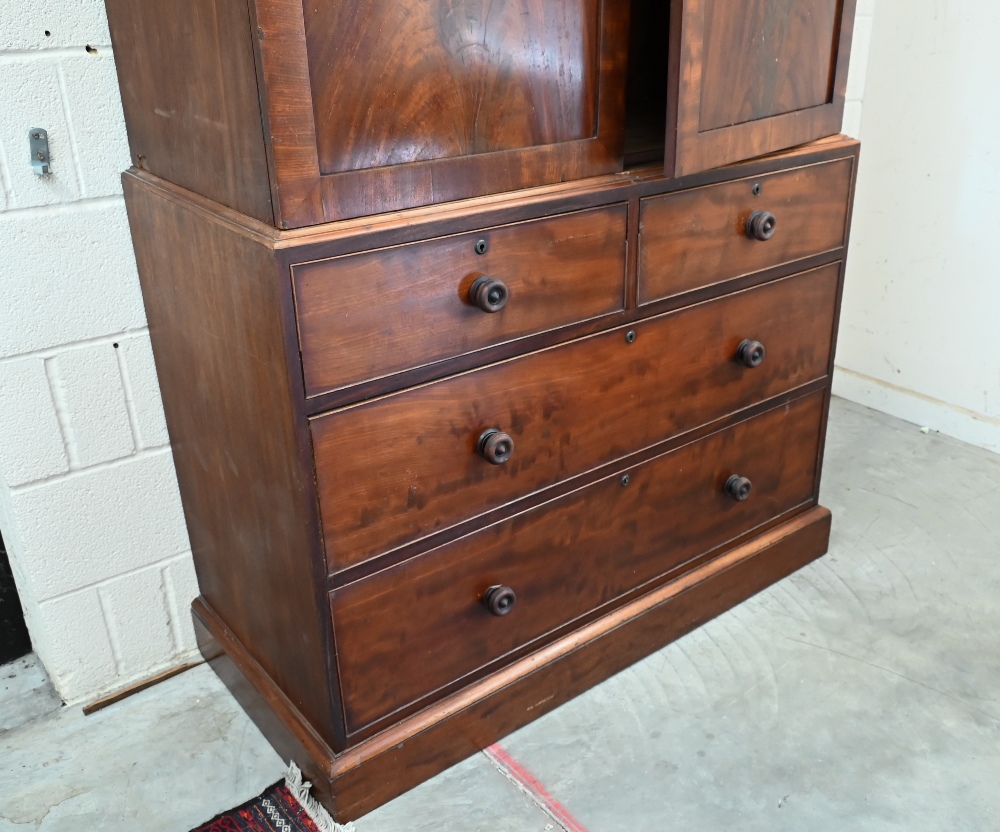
[106,0,274,224]
[122,175,337,743]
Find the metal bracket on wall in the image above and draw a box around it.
[29,128,51,175]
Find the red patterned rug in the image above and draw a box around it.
[191,765,352,832]
[192,782,321,831]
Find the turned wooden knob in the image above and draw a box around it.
[483,585,517,616]
[737,339,766,368]
[470,276,509,313]
[746,211,777,241]
[478,429,514,465]
[725,475,753,503]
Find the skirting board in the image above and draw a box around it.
[833,367,1000,455]
[194,505,832,822]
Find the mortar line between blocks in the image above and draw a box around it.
[11,445,172,493]
[0,45,114,63]
[96,586,125,676]
[160,562,186,654]
[43,355,79,469]
[483,744,589,832]
[0,328,150,367]
[55,63,87,198]
[0,193,123,219]
[0,133,15,207]
[39,550,194,607]
[113,340,145,450]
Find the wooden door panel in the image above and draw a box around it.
[699,0,841,131]
[304,0,602,174]
[666,0,857,177]
[247,0,630,226]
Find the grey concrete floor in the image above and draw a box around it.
[0,654,60,734]
[2,397,998,831]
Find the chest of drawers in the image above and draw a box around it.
[121,134,858,819]
[107,0,860,819]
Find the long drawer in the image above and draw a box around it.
[331,392,826,732]
[293,204,628,397]
[312,264,840,571]
[638,157,852,304]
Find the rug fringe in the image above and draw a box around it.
[284,762,356,832]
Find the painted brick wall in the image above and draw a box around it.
[0,2,198,703]
[0,2,878,705]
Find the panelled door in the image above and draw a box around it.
[253,0,630,226]
[665,0,858,177]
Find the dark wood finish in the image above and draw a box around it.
[104,0,273,224]
[116,137,858,419]
[122,176,342,747]
[333,393,824,732]
[312,265,840,570]
[665,0,857,177]
[483,585,518,617]
[263,0,630,226]
[306,0,603,172]
[477,429,515,466]
[104,0,857,228]
[105,0,634,228]
[197,507,832,822]
[121,135,859,820]
[329,378,832,589]
[294,205,627,397]
[638,157,853,304]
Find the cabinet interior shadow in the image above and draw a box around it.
[624,0,670,167]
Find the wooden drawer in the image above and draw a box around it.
[331,392,826,732]
[312,264,840,571]
[638,158,853,304]
[293,205,628,397]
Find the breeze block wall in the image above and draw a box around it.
[0,2,198,703]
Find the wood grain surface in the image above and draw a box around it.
[699,0,842,131]
[196,507,833,821]
[105,0,273,223]
[665,0,857,177]
[122,174,340,745]
[638,157,852,303]
[332,393,825,731]
[295,205,627,396]
[304,0,601,172]
[312,264,841,570]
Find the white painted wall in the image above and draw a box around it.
[0,3,199,703]
[835,0,1000,454]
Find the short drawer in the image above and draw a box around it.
[312,263,840,571]
[293,205,628,397]
[331,392,826,732]
[638,157,853,304]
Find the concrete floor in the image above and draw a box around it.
[2,397,999,831]
[0,654,61,734]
